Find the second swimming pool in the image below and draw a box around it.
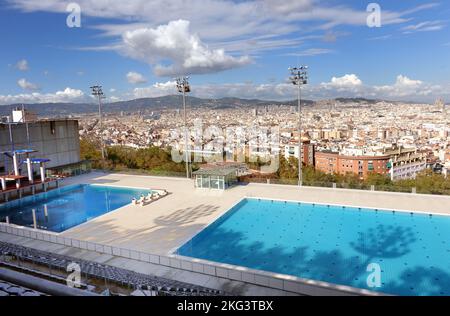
[177,198,450,296]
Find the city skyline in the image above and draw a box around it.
[0,0,449,104]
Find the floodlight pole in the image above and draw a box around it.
[297,81,302,186]
[289,66,308,187]
[90,85,106,160]
[176,77,191,179]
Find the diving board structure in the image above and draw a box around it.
[22,158,51,184]
[0,111,58,200]
[0,152,58,202]
[0,150,52,190]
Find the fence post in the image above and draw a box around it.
[266,179,270,185]
[412,187,417,194]
[332,183,337,189]
[371,185,375,191]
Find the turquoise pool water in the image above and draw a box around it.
[0,184,150,233]
[177,198,450,296]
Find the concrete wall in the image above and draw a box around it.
[0,120,80,171]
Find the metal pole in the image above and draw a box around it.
[98,94,105,160]
[32,208,37,229]
[91,85,106,160]
[298,82,302,187]
[183,88,189,179]
[289,66,308,187]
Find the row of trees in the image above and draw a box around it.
[276,155,450,195]
[80,137,186,175]
[81,136,450,195]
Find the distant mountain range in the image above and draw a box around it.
[0,95,406,118]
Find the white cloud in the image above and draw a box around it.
[109,96,122,102]
[3,75,446,104]
[285,48,334,57]
[126,71,147,84]
[0,87,85,105]
[330,74,362,86]
[260,0,313,14]
[132,74,448,102]
[122,20,251,76]
[9,0,436,56]
[17,78,39,91]
[321,74,363,91]
[374,75,428,97]
[133,81,177,98]
[15,59,29,71]
[402,21,446,33]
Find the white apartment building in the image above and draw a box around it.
[386,147,427,181]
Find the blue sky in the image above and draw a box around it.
[0,0,449,104]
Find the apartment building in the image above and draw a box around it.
[315,151,390,180]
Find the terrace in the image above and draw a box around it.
[1,171,450,295]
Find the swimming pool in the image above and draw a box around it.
[177,198,450,296]
[0,184,150,233]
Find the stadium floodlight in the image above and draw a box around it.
[90,85,106,160]
[175,77,191,179]
[289,66,308,186]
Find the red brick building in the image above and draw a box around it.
[315,151,390,180]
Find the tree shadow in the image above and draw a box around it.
[179,223,450,295]
[383,266,450,296]
[351,224,417,259]
[154,204,220,226]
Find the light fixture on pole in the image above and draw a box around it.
[90,85,106,160]
[289,66,308,186]
[176,77,191,179]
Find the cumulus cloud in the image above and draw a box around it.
[133,80,296,100]
[133,81,177,98]
[320,74,363,92]
[132,74,448,102]
[122,20,251,76]
[126,71,147,84]
[15,59,29,71]
[17,78,39,91]
[374,75,430,97]
[0,87,85,105]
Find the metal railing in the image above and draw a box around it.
[239,178,450,196]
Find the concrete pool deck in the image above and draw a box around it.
[58,172,450,256]
[2,171,450,296]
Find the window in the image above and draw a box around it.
[50,121,56,135]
